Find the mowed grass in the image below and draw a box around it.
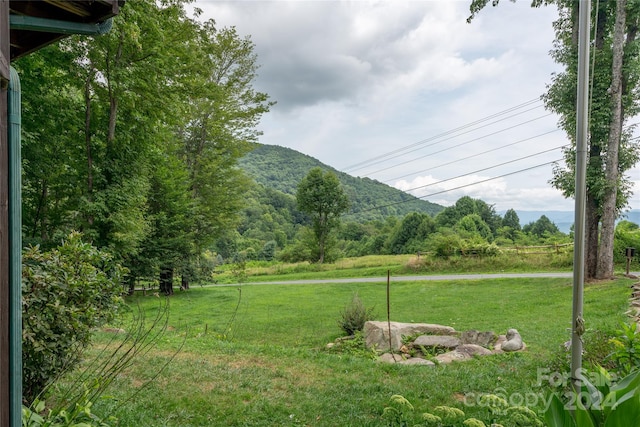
[212,252,577,283]
[86,276,634,426]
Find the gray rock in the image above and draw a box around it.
[364,321,456,351]
[398,358,435,366]
[501,328,524,352]
[378,353,404,363]
[435,344,493,364]
[377,353,435,366]
[461,330,497,347]
[414,335,461,349]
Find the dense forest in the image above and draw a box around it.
[226,143,578,264]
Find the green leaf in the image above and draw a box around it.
[544,394,576,427]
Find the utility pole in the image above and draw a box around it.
[571,0,591,393]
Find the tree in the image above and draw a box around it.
[502,209,521,231]
[523,215,561,238]
[168,22,272,291]
[455,213,493,241]
[385,212,435,254]
[296,168,350,263]
[469,0,640,279]
[435,196,501,236]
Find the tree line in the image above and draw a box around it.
[15,0,272,294]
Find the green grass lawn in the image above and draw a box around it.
[211,252,578,284]
[83,275,634,426]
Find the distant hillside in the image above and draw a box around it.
[239,144,444,220]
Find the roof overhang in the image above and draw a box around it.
[10,0,123,60]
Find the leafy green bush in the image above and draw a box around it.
[608,322,640,376]
[22,232,125,403]
[613,220,640,264]
[23,397,114,427]
[325,331,378,360]
[337,293,375,336]
[545,366,640,427]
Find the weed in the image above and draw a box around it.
[325,331,378,360]
[338,292,375,336]
[608,321,640,376]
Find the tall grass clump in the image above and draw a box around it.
[338,293,375,335]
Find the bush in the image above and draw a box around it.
[338,293,375,336]
[22,232,125,403]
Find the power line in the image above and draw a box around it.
[351,160,560,215]
[361,113,554,177]
[384,128,562,183]
[342,97,544,173]
[397,145,568,194]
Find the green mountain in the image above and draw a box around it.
[238,144,443,221]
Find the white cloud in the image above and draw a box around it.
[193,0,639,212]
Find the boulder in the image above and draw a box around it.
[398,357,435,366]
[377,353,435,366]
[378,353,404,363]
[500,328,524,352]
[364,321,456,351]
[460,330,497,347]
[414,335,461,349]
[435,344,493,364]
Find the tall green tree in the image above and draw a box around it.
[17,0,272,293]
[469,0,640,279]
[435,196,501,236]
[296,168,350,263]
[168,22,272,292]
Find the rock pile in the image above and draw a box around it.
[359,321,525,366]
[629,281,640,324]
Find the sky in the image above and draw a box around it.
[193,0,640,213]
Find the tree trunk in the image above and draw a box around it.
[127,274,136,296]
[597,0,626,280]
[159,267,174,295]
[585,196,600,280]
[32,179,47,240]
[84,75,94,226]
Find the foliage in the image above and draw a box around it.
[607,322,640,376]
[296,168,350,263]
[16,0,271,293]
[23,299,172,426]
[382,394,415,427]
[522,215,561,238]
[337,293,375,336]
[383,394,543,427]
[325,331,378,360]
[613,220,640,264]
[544,367,640,427]
[468,0,640,281]
[238,143,443,219]
[22,232,125,403]
[22,397,113,427]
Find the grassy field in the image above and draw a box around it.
[79,271,636,426]
[212,252,576,284]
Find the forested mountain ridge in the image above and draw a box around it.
[238,143,444,221]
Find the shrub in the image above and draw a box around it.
[23,397,114,427]
[608,322,640,376]
[22,232,125,403]
[338,293,375,336]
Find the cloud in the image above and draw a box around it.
[193,0,639,212]
[394,173,574,211]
